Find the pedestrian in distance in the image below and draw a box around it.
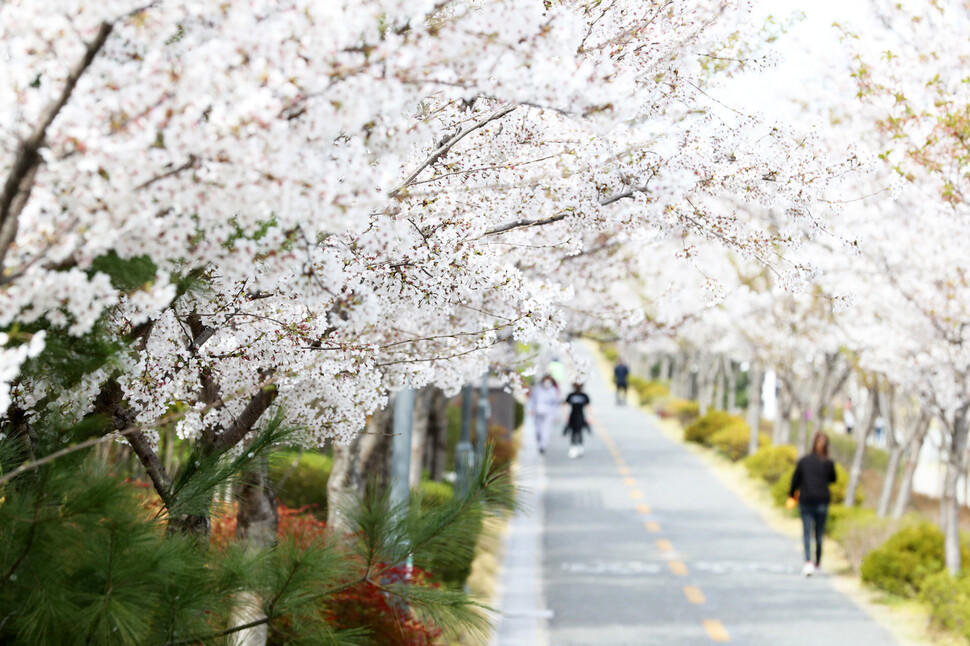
[787,432,837,577]
[613,359,629,405]
[563,382,591,458]
[529,374,560,455]
[842,398,855,435]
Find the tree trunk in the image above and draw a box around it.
[892,414,930,519]
[163,425,176,476]
[845,386,879,508]
[797,404,810,455]
[228,460,279,646]
[327,405,394,533]
[425,388,449,481]
[943,405,970,574]
[726,361,738,413]
[659,354,672,382]
[714,356,727,411]
[236,461,279,547]
[774,379,793,445]
[669,354,683,397]
[877,445,903,518]
[327,434,363,535]
[698,354,717,416]
[746,362,763,456]
[877,402,917,518]
[409,386,432,488]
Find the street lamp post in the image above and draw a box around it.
[391,388,416,511]
[475,373,490,468]
[456,384,475,495]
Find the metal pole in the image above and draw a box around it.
[456,384,475,495]
[391,388,416,511]
[476,373,490,467]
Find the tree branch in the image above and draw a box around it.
[0,21,114,267]
[135,155,198,191]
[483,211,570,236]
[388,104,516,198]
[483,183,650,237]
[207,379,278,455]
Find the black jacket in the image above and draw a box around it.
[789,454,836,505]
[565,392,590,431]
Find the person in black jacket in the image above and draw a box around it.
[788,432,837,576]
[613,360,629,405]
[563,383,591,458]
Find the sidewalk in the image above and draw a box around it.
[491,418,549,646]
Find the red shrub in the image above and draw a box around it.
[325,564,442,645]
[212,504,444,644]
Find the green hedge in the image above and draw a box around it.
[628,376,670,405]
[826,505,878,542]
[656,398,700,425]
[269,451,332,516]
[709,423,766,462]
[744,445,797,484]
[419,480,454,509]
[860,522,959,598]
[684,411,743,446]
[920,572,970,640]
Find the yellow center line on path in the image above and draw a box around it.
[655,539,673,552]
[669,561,688,576]
[618,466,631,475]
[683,586,706,604]
[645,521,661,533]
[636,503,651,515]
[629,489,643,500]
[623,477,637,487]
[703,619,731,642]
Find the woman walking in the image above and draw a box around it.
[529,375,560,455]
[788,432,837,576]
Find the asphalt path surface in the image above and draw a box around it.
[534,355,899,645]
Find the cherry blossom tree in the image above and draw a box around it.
[0,0,845,537]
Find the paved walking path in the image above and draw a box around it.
[496,346,899,646]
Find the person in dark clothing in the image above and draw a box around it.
[563,383,591,458]
[613,360,629,405]
[788,432,837,576]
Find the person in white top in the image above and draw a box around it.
[842,398,855,435]
[529,375,561,455]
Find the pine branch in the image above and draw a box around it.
[159,616,271,646]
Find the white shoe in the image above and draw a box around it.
[802,562,815,577]
[577,445,585,457]
[568,446,578,459]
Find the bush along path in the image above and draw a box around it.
[534,343,898,645]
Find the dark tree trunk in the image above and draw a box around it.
[424,388,449,481]
[236,460,279,548]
